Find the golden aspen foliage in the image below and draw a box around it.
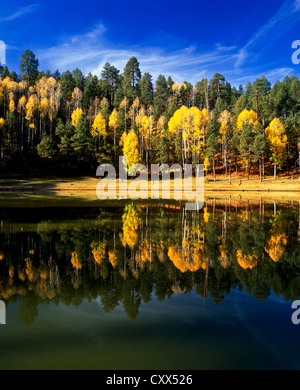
[109,108,119,135]
[122,129,141,172]
[17,96,27,112]
[0,118,5,128]
[265,118,287,170]
[218,110,232,141]
[156,115,167,134]
[25,94,38,121]
[91,113,107,138]
[236,109,258,130]
[39,97,50,118]
[71,107,83,127]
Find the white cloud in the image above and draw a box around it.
[37,23,240,84]
[235,0,300,69]
[37,8,299,88]
[0,3,39,22]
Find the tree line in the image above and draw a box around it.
[1,49,300,178]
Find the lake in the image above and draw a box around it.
[0,196,300,370]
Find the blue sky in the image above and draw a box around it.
[1,0,300,87]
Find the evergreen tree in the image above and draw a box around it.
[19,49,39,85]
[71,113,94,160]
[122,57,141,103]
[153,74,169,120]
[140,72,153,107]
[101,62,121,107]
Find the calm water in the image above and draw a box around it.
[0,198,300,370]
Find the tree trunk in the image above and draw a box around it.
[259,159,262,182]
[274,163,277,179]
[247,158,250,180]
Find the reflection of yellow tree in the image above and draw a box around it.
[265,212,288,263]
[25,257,39,282]
[236,249,257,270]
[108,249,117,268]
[172,283,186,294]
[265,234,287,262]
[218,240,231,269]
[120,205,141,249]
[71,251,82,270]
[135,238,152,270]
[90,240,106,265]
[168,241,207,272]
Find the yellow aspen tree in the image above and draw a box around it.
[0,118,5,159]
[109,108,120,160]
[122,129,141,172]
[265,118,287,179]
[129,97,140,127]
[47,77,59,134]
[141,114,155,165]
[18,96,27,151]
[25,94,39,143]
[135,106,146,155]
[168,105,189,164]
[218,110,232,174]
[8,93,15,113]
[236,109,258,130]
[120,97,129,132]
[71,107,83,127]
[39,97,49,137]
[36,77,48,101]
[91,113,107,153]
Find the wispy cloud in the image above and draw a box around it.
[235,0,300,70]
[0,3,39,22]
[38,23,240,84]
[37,4,299,89]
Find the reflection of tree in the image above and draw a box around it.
[236,250,257,270]
[120,205,141,248]
[0,202,299,325]
[265,212,287,263]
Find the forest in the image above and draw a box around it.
[0,49,300,178]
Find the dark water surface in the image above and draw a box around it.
[0,198,299,370]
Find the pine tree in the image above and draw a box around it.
[19,49,39,86]
[71,113,94,160]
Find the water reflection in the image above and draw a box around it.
[0,199,299,325]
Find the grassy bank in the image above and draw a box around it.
[0,175,299,192]
[0,174,299,207]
